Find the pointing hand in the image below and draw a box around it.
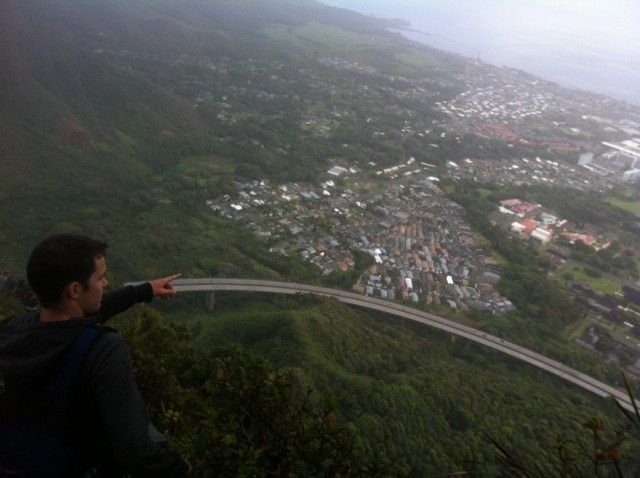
[149,273,181,300]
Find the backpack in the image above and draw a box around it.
[0,324,113,478]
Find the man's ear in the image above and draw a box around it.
[66,281,83,300]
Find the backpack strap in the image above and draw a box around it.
[49,325,112,399]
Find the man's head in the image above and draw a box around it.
[27,234,108,313]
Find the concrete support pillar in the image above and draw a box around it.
[206,291,215,311]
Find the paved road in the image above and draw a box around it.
[128,278,638,412]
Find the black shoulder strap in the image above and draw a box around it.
[48,325,113,399]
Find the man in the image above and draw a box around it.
[0,234,189,477]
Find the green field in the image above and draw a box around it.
[604,195,640,215]
[395,49,441,70]
[558,262,621,295]
[563,316,595,341]
[263,22,383,51]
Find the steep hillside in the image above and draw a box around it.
[0,0,435,275]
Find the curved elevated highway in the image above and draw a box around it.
[130,278,638,412]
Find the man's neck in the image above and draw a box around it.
[39,303,83,322]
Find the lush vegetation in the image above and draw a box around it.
[116,308,386,476]
[124,294,640,476]
[571,241,638,280]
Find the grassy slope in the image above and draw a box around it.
[0,0,324,281]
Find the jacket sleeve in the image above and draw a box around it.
[91,283,153,323]
[86,333,188,477]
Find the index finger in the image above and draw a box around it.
[164,273,182,283]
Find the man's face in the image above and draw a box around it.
[77,256,109,315]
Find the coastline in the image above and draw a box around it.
[389,27,432,37]
[324,1,640,108]
[390,25,640,108]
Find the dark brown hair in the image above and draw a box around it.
[27,234,107,308]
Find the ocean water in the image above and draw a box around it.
[322,0,640,107]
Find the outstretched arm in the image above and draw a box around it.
[91,274,181,323]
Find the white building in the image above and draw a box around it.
[510,221,526,233]
[531,227,553,244]
[602,139,640,169]
[327,166,348,177]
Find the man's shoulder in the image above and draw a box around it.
[88,327,128,360]
[82,328,130,378]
